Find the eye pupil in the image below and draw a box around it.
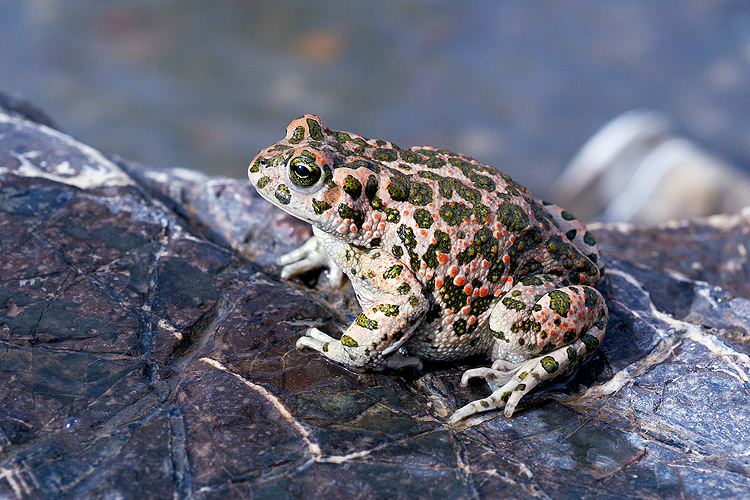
[292,161,311,177]
[288,156,322,187]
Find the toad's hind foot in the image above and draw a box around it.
[448,357,540,424]
[448,334,602,424]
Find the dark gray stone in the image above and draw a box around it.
[1,95,748,499]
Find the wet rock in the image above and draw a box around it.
[1,96,748,499]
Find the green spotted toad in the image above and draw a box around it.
[248,115,607,422]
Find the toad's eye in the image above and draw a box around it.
[288,156,322,187]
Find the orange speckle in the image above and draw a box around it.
[454,276,465,286]
[494,289,502,297]
[502,254,510,264]
[461,305,471,314]
[479,286,488,297]
[420,229,427,236]
[463,284,473,295]
[437,252,449,263]
[435,278,444,288]
[467,315,477,325]
[449,266,458,276]
[472,288,480,297]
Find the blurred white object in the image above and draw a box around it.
[556,109,750,223]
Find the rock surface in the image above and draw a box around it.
[1,97,749,499]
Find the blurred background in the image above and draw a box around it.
[1,1,749,219]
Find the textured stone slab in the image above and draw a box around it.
[0,98,748,499]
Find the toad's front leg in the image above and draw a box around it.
[295,245,429,371]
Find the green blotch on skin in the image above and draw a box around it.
[563,329,577,343]
[565,229,577,241]
[561,210,575,221]
[306,118,324,140]
[383,264,403,280]
[399,149,423,164]
[584,287,599,309]
[422,230,451,269]
[257,176,270,189]
[502,297,525,311]
[487,259,505,283]
[290,126,305,143]
[566,347,577,361]
[387,177,409,201]
[340,334,359,347]
[274,184,291,205]
[455,183,481,205]
[439,279,469,312]
[365,175,379,199]
[581,333,600,353]
[497,202,529,232]
[335,131,351,143]
[408,295,420,307]
[397,225,420,270]
[312,199,331,215]
[374,148,398,162]
[338,204,365,229]
[515,383,527,391]
[249,158,261,173]
[474,203,491,223]
[540,356,559,373]
[343,175,362,199]
[396,282,411,295]
[520,275,543,286]
[322,342,329,352]
[583,231,596,246]
[540,343,557,354]
[392,245,403,258]
[408,182,433,206]
[378,304,399,316]
[355,314,378,331]
[439,202,472,226]
[518,371,528,380]
[491,330,508,342]
[547,290,571,318]
[469,295,494,317]
[413,208,434,229]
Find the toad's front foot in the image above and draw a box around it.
[277,236,345,287]
[296,327,423,372]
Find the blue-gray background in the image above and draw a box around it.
[1,1,749,198]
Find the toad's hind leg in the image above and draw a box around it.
[449,281,607,423]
